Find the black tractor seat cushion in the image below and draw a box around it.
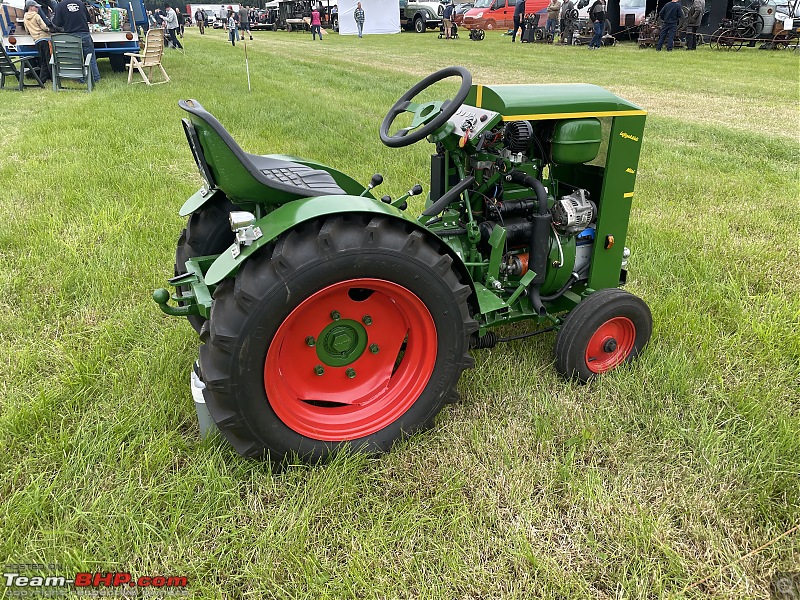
[248,154,346,196]
[180,98,346,198]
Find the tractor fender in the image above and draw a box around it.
[203,195,476,302]
[180,187,225,217]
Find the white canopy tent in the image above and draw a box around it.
[337,0,399,35]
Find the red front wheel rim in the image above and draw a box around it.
[264,278,438,441]
[585,316,636,374]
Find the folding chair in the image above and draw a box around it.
[0,44,44,90]
[125,28,169,85]
[50,33,92,92]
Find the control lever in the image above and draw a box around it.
[360,173,384,197]
[421,176,475,217]
[475,131,488,152]
[391,184,423,210]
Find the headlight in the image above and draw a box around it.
[229,211,256,231]
[476,11,483,18]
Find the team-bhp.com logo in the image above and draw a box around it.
[3,567,188,594]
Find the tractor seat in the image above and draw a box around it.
[179,99,346,198]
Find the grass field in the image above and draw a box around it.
[0,25,798,599]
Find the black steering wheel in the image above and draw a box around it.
[379,66,473,148]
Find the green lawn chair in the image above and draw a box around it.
[49,33,93,92]
[0,45,44,91]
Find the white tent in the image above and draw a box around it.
[338,0,399,35]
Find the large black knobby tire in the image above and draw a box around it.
[414,16,425,33]
[174,194,238,333]
[199,214,477,462]
[108,53,126,72]
[554,288,652,383]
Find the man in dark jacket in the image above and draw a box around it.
[442,0,454,38]
[511,0,526,42]
[53,0,100,82]
[685,0,704,49]
[195,8,206,33]
[656,0,683,51]
[588,0,605,48]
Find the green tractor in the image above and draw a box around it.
[154,66,652,462]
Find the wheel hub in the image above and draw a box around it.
[316,319,367,367]
[603,338,618,353]
[585,316,636,374]
[264,278,438,441]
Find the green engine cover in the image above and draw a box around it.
[551,118,602,165]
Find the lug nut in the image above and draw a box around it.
[331,310,341,321]
[305,336,316,347]
[370,344,379,354]
[362,315,372,326]
[314,365,325,376]
[346,368,356,379]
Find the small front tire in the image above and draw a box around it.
[554,288,652,383]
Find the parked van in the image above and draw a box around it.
[461,0,548,31]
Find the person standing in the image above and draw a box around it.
[442,0,454,39]
[195,7,205,34]
[686,0,704,50]
[310,6,322,39]
[227,8,238,44]
[656,0,682,51]
[53,0,100,82]
[239,4,252,40]
[511,0,525,42]
[227,6,239,40]
[545,0,561,40]
[588,0,606,49]
[23,0,51,83]
[175,6,185,37]
[161,3,183,49]
[354,1,364,37]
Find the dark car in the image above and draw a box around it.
[453,2,474,24]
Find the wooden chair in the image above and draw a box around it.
[125,28,169,85]
[50,34,93,92]
[0,45,44,91]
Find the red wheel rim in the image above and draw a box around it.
[585,316,636,374]
[264,278,437,441]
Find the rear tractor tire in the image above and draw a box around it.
[199,215,477,463]
[554,288,652,383]
[174,194,238,334]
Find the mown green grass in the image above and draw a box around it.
[0,27,798,599]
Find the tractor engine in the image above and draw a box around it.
[431,108,613,314]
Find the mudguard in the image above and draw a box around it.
[203,195,475,295]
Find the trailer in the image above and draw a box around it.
[1,0,147,72]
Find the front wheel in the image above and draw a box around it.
[414,16,425,33]
[554,288,652,383]
[199,215,476,462]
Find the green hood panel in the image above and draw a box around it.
[466,84,647,121]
